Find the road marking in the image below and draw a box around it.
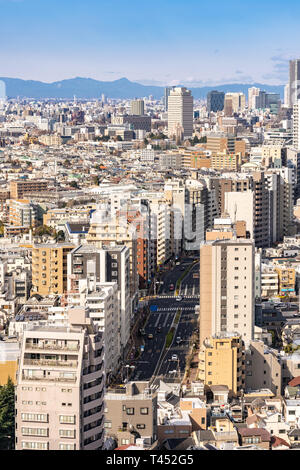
[163,313,170,327]
[154,313,161,327]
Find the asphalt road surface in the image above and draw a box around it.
[131,257,199,382]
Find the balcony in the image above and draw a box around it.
[22,374,77,383]
[23,359,78,368]
[25,343,80,352]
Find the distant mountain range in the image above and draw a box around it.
[0,76,285,100]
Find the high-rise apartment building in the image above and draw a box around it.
[289,59,300,107]
[31,243,74,296]
[67,244,131,356]
[86,207,139,304]
[199,238,255,347]
[198,334,245,397]
[293,100,300,150]
[168,87,193,138]
[207,90,225,113]
[130,99,145,116]
[15,306,105,450]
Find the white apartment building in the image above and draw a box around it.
[168,87,193,138]
[15,306,105,450]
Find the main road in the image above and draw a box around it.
[130,256,199,383]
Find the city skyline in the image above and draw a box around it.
[1,0,300,86]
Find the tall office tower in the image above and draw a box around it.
[224,95,233,116]
[254,90,267,109]
[67,244,131,355]
[284,84,291,107]
[289,59,300,107]
[15,306,105,450]
[207,90,225,113]
[199,238,255,348]
[164,86,173,111]
[0,80,6,105]
[168,87,193,138]
[130,99,145,116]
[248,87,260,110]
[293,100,300,150]
[225,93,246,113]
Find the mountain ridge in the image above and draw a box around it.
[0,76,285,100]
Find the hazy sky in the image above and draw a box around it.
[1,0,300,86]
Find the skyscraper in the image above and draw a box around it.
[0,80,6,102]
[289,59,300,107]
[167,87,193,138]
[164,86,173,112]
[248,87,260,110]
[207,90,225,113]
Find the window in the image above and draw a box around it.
[21,413,48,423]
[121,439,130,445]
[21,427,48,437]
[59,443,76,450]
[104,422,112,429]
[126,408,134,415]
[59,429,75,438]
[21,441,48,449]
[136,424,145,429]
[59,415,75,424]
[140,408,149,415]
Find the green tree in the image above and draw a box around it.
[69,181,79,189]
[0,377,15,449]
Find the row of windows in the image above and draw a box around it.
[21,413,76,424]
[21,441,75,450]
[125,407,149,415]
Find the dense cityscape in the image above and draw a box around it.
[2,0,300,456]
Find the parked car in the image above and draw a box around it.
[171,354,178,361]
[148,334,154,339]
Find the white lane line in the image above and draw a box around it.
[154,313,162,327]
[163,313,170,327]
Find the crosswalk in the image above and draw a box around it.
[152,306,196,312]
[156,295,199,299]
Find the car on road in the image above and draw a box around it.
[180,267,185,271]
[171,354,178,361]
[140,328,146,336]
[157,326,162,332]
[176,295,183,301]
[176,337,182,344]
[148,334,154,339]
[169,284,175,291]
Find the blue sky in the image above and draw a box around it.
[1,0,300,85]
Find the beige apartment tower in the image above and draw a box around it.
[31,243,74,296]
[198,334,245,397]
[199,239,255,347]
[15,307,105,450]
